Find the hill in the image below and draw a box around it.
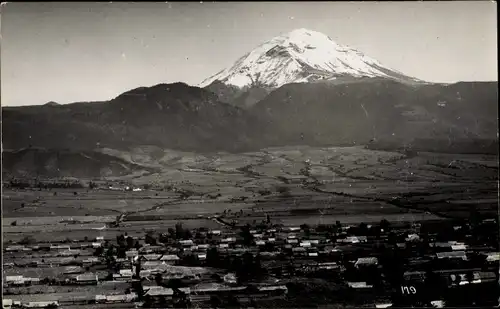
[2,82,276,153]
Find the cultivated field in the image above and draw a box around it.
[3,146,498,243]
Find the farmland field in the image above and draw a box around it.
[3,146,498,243]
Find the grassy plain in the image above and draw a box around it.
[3,146,497,243]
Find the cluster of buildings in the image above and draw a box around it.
[3,216,499,308]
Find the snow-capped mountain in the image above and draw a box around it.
[200,28,420,89]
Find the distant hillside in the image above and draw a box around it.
[250,80,498,149]
[204,81,271,108]
[2,148,153,179]
[2,80,497,179]
[2,82,277,153]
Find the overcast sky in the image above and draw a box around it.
[1,2,497,106]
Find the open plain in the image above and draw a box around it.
[4,146,497,244]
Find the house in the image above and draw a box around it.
[145,286,174,297]
[198,254,207,261]
[450,271,497,286]
[405,233,420,242]
[119,269,133,278]
[221,237,237,243]
[139,269,153,278]
[160,254,180,263]
[347,282,373,289]
[2,299,12,309]
[255,240,266,246]
[92,242,102,248]
[484,252,500,262]
[355,257,378,268]
[317,262,339,270]
[300,241,311,248]
[431,242,453,250]
[63,266,83,274]
[396,243,407,249]
[96,236,104,241]
[430,300,445,308]
[50,244,71,250]
[218,243,229,249]
[292,247,306,254]
[308,252,318,258]
[179,240,194,246]
[125,250,139,259]
[105,293,137,303]
[210,230,221,236]
[375,303,393,308]
[5,275,24,284]
[5,245,26,252]
[24,301,59,308]
[451,244,467,251]
[223,273,238,284]
[256,285,288,297]
[59,249,80,257]
[82,257,100,265]
[76,273,98,284]
[140,254,162,261]
[436,251,467,260]
[286,239,298,244]
[95,295,107,304]
[139,245,165,254]
[341,236,367,244]
[142,261,165,269]
[197,244,210,250]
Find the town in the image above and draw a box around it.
[3,213,499,308]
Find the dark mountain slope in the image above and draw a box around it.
[2,83,277,153]
[2,148,153,179]
[250,80,498,149]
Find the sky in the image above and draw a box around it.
[1,2,497,106]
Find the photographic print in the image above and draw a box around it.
[1,2,498,308]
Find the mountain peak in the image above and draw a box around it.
[200,29,420,89]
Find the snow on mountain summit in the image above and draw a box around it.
[200,28,419,88]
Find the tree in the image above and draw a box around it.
[166,278,183,291]
[117,247,126,259]
[300,223,310,231]
[210,295,222,308]
[207,247,220,267]
[11,221,17,226]
[145,232,157,245]
[211,273,223,283]
[116,234,126,247]
[276,186,291,197]
[175,222,185,240]
[380,219,391,232]
[155,273,163,286]
[93,246,104,256]
[19,235,36,245]
[126,236,136,249]
[239,224,254,246]
[336,220,342,231]
[135,259,142,278]
[184,229,193,240]
[105,246,116,268]
[358,222,369,235]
